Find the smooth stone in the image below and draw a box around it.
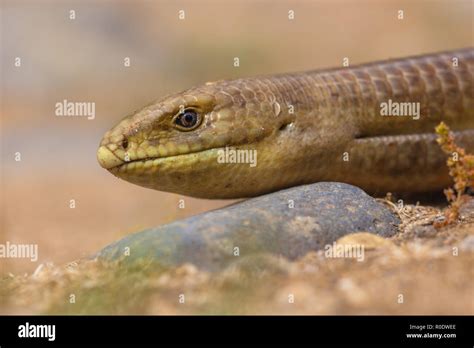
[95,182,400,271]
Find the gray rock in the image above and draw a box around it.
[95,182,400,271]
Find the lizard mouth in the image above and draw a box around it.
[97,142,223,171]
[107,147,226,174]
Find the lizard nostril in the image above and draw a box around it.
[121,137,129,149]
[279,122,292,132]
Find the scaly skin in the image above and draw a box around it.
[97,48,474,199]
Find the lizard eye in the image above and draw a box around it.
[174,109,201,130]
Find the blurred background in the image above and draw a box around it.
[1,0,473,274]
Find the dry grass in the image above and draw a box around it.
[434,122,474,227]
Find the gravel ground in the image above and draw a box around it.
[2,198,472,315]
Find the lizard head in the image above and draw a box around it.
[97,79,296,198]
